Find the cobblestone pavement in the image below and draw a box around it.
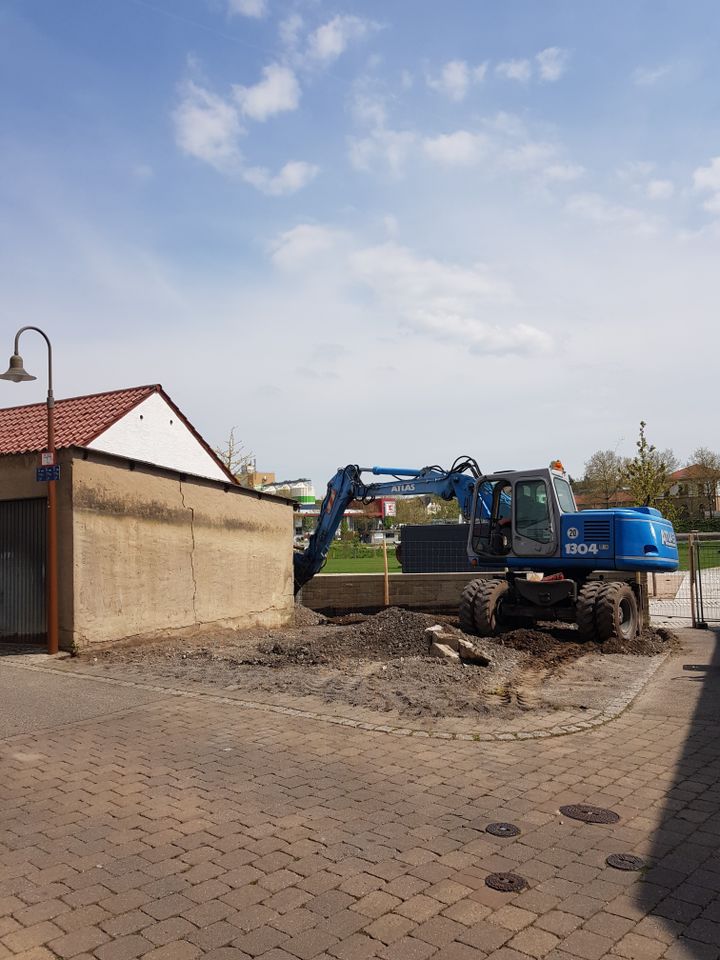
[0,628,718,960]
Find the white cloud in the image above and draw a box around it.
[543,163,585,182]
[233,64,300,121]
[646,179,674,200]
[348,242,549,356]
[566,192,659,235]
[504,141,557,171]
[496,59,532,82]
[423,130,488,166]
[173,81,243,172]
[617,160,656,181]
[349,128,416,176]
[271,224,345,269]
[352,92,387,128]
[306,15,376,63]
[244,160,319,196]
[279,13,303,48]
[132,163,154,181]
[536,47,569,82]
[473,62,489,83]
[426,60,487,101]
[383,214,399,237]
[633,64,671,86]
[228,0,267,17]
[693,157,720,213]
[173,78,316,193]
[269,225,550,358]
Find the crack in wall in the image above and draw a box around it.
[179,480,198,621]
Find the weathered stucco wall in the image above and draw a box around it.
[0,452,75,648]
[70,456,293,647]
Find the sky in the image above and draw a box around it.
[1,0,719,492]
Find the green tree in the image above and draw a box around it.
[582,449,628,508]
[622,421,673,507]
[396,497,432,525]
[428,496,463,522]
[689,447,720,503]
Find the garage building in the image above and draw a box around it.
[0,384,294,649]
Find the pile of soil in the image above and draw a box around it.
[492,622,679,659]
[260,608,453,664]
[76,606,678,722]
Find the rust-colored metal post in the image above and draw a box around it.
[46,390,59,655]
[0,326,59,654]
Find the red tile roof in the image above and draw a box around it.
[0,385,159,455]
[669,464,716,481]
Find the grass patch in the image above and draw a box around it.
[677,542,720,572]
[321,555,402,574]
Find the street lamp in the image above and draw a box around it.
[0,327,59,655]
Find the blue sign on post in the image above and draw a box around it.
[36,465,60,482]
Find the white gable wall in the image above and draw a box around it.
[87,392,228,482]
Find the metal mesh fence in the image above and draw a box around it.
[648,535,720,625]
[694,538,720,623]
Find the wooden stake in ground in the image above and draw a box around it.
[383,536,390,607]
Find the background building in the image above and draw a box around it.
[0,385,294,648]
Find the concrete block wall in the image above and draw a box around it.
[299,572,492,614]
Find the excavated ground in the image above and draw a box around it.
[76,606,679,721]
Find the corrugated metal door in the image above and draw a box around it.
[0,499,46,642]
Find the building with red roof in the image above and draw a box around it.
[0,384,293,649]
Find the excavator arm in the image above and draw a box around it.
[293,458,492,593]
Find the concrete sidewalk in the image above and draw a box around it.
[0,629,718,960]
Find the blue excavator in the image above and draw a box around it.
[293,457,679,643]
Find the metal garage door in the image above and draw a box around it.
[0,498,46,642]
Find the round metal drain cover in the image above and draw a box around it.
[606,853,645,871]
[486,822,521,838]
[560,804,620,824]
[485,872,527,893]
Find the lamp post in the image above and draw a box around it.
[0,327,58,655]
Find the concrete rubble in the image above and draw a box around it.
[425,623,491,666]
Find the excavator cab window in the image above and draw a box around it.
[489,480,512,555]
[470,479,512,558]
[515,480,551,543]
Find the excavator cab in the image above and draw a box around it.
[468,467,570,562]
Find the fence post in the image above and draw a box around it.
[694,536,709,629]
[689,532,697,628]
[382,537,390,607]
[636,572,650,630]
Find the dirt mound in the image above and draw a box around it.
[602,626,679,655]
[258,608,447,666]
[254,610,678,669]
[492,622,678,658]
[75,607,679,723]
[293,603,326,627]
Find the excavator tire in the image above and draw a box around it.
[459,578,486,635]
[576,581,603,642]
[467,578,510,637]
[594,582,639,643]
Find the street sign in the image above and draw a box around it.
[40,451,55,466]
[36,466,60,482]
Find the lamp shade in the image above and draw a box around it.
[0,354,36,383]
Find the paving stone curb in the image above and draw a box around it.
[1,651,667,742]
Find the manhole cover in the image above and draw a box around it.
[485,872,527,893]
[606,853,645,871]
[486,822,521,838]
[560,804,620,824]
